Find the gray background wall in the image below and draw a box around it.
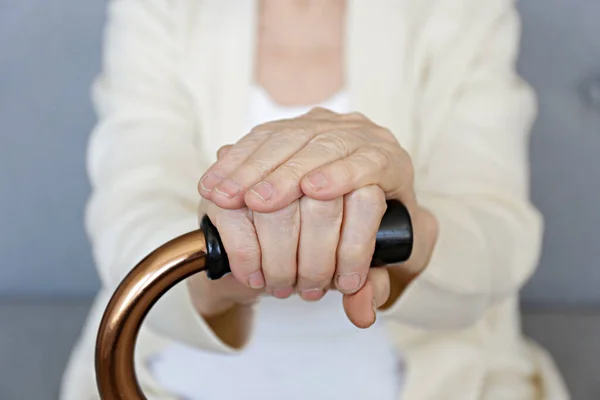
[0,0,599,304]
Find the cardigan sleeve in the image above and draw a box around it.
[380,2,543,329]
[86,0,238,353]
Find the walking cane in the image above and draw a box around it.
[95,200,413,399]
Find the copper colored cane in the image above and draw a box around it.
[95,201,413,399]
[95,229,209,399]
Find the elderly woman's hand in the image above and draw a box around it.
[197,108,438,328]
[200,107,415,212]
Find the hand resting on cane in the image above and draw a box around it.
[187,107,439,347]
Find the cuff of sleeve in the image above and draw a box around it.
[145,279,249,354]
[378,269,488,330]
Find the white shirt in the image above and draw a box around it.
[149,85,405,400]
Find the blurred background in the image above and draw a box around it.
[1,0,599,398]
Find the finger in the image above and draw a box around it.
[243,129,360,213]
[296,197,343,301]
[342,267,390,329]
[335,185,386,295]
[301,145,416,206]
[253,201,300,299]
[198,130,270,198]
[206,203,264,290]
[211,119,335,210]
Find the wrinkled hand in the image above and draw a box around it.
[199,107,416,212]
[196,108,438,328]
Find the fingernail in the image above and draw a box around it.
[271,287,294,299]
[300,289,325,302]
[250,181,274,202]
[214,179,241,198]
[247,271,265,289]
[200,172,224,192]
[306,172,328,191]
[336,273,361,293]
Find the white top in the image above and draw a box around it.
[149,86,405,400]
[60,2,569,400]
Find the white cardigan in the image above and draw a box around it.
[61,0,569,399]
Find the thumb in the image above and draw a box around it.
[342,267,390,329]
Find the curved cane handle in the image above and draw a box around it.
[95,230,208,400]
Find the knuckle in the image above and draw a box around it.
[215,211,260,270]
[347,186,386,219]
[271,126,315,144]
[277,160,306,181]
[336,160,355,182]
[220,146,248,164]
[246,158,275,178]
[254,203,300,239]
[250,121,277,136]
[230,245,261,269]
[301,197,342,221]
[311,131,352,156]
[216,144,232,160]
[306,106,332,117]
[356,185,386,204]
[338,243,372,267]
[271,200,300,224]
[377,148,395,170]
[374,126,395,141]
[270,127,295,140]
[344,111,367,121]
[294,124,317,141]
[214,207,243,227]
[361,147,393,171]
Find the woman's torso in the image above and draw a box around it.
[58,2,568,400]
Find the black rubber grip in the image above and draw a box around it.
[200,199,413,280]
